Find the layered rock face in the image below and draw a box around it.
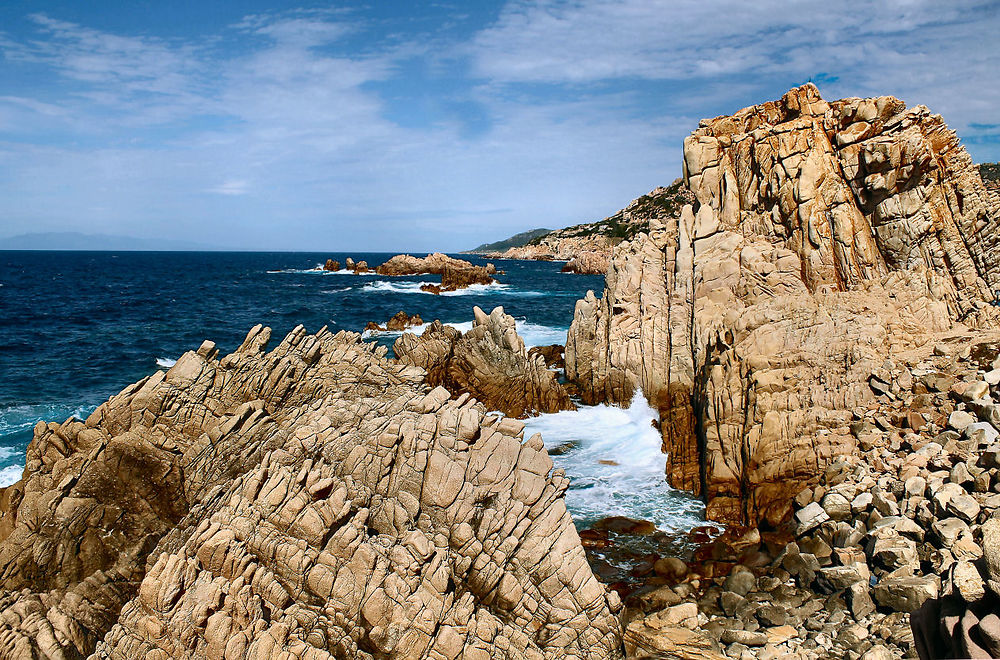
[395,307,574,419]
[0,326,621,658]
[566,84,1000,526]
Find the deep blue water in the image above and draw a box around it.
[0,251,603,484]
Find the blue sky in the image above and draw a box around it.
[0,0,998,251]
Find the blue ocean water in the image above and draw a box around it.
[0,250,704,537]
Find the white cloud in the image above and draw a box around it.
[0,3,996,251]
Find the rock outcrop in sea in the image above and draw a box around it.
[394,306,574,419]
[375,253,497,294]
[566,84,1000,529]
[0,326,621,658]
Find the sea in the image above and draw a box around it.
[0,250,704,539]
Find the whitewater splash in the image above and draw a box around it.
[155,357,177,368]
[360,280,543,297]
[266,266,377,276]
[363,318,566,349]
[522,390,705,533]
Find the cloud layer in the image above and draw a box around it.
[0,2,997,250]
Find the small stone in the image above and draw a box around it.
[932,517,973,547]
[966,422,1000,445]
[982,517,1000,597]
[852,492,874,514]
[720,630,768,647]
[946,492,981,523]
[724,567,757,597]
[873,575,939,613]
[653,556,689,581]
[948,410,976,432]
[904,476,927,498]
[755,605,787,627]
[795,502,830,535]
[861,645,896,660]
[950,462,974,486]
[822,492,852,520]
[848,582,876,619]
[868,535,918,572]
[951,560,986,602]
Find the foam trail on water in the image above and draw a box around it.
[361,281,543,297]
[522,390,705,532]
[156,357,177,368]
[0,464,23,487]
[364,318,566,348]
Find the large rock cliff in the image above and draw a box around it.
[0,326,622,658]
[566,84,1000,527]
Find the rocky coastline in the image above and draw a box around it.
[1,84,999,658]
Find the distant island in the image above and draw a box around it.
[0,232,224,251]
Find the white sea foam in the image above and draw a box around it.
[522,391,705,532]
[266,266,377,276]
[0,464,23,487]
[0,403,94,436]
[155,357,177,368]
[361,280,542,297]
[364,318,566,348]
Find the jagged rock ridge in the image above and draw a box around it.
[566,84,1000,526]
[394,306,574,419]
[0,325,622,658]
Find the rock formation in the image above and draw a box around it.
[0,326,621,658]
[395,307,575,418]
[322,259,340,272]
[566,84,1000,527]
[365,311,424,333]
[377,253,496,293]
[561,252,609,275]
[345,258,370,274]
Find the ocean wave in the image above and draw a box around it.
[360,280,543,297]
[0,464,23,487]
[522,391,705,533]
[0,402,95,436]
[155,357,177,368]
[266,266,377,276]
[364,318,565,348]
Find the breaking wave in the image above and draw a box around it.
[522,390,706,532]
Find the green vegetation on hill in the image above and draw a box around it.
[464,228,552,253]
[526,178,693,246]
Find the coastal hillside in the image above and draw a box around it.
[468,179,694,273]
[465,228,551,253]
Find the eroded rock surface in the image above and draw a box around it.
[566,84,1000,526]
[395,307,574,419]
[0,326,621,659]
[562,252,609,275]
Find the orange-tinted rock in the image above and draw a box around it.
[322,258,340,271]
[566,84,1000,527]
[394,307,574,418]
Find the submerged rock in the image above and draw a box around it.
[0,325,621,658]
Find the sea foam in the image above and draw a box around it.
[363,318,566,349]
[522,390,706,532]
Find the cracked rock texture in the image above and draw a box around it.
[0,325,621,659]
[395,306,574,419]
[566,84,1000,527]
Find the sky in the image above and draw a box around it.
[0,1,998,252]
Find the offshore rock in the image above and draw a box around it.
[566,84,1000,526]
[395,307,575,418]
[0,325,621,658]
[377,253,496,293]
[322,259,340,272]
